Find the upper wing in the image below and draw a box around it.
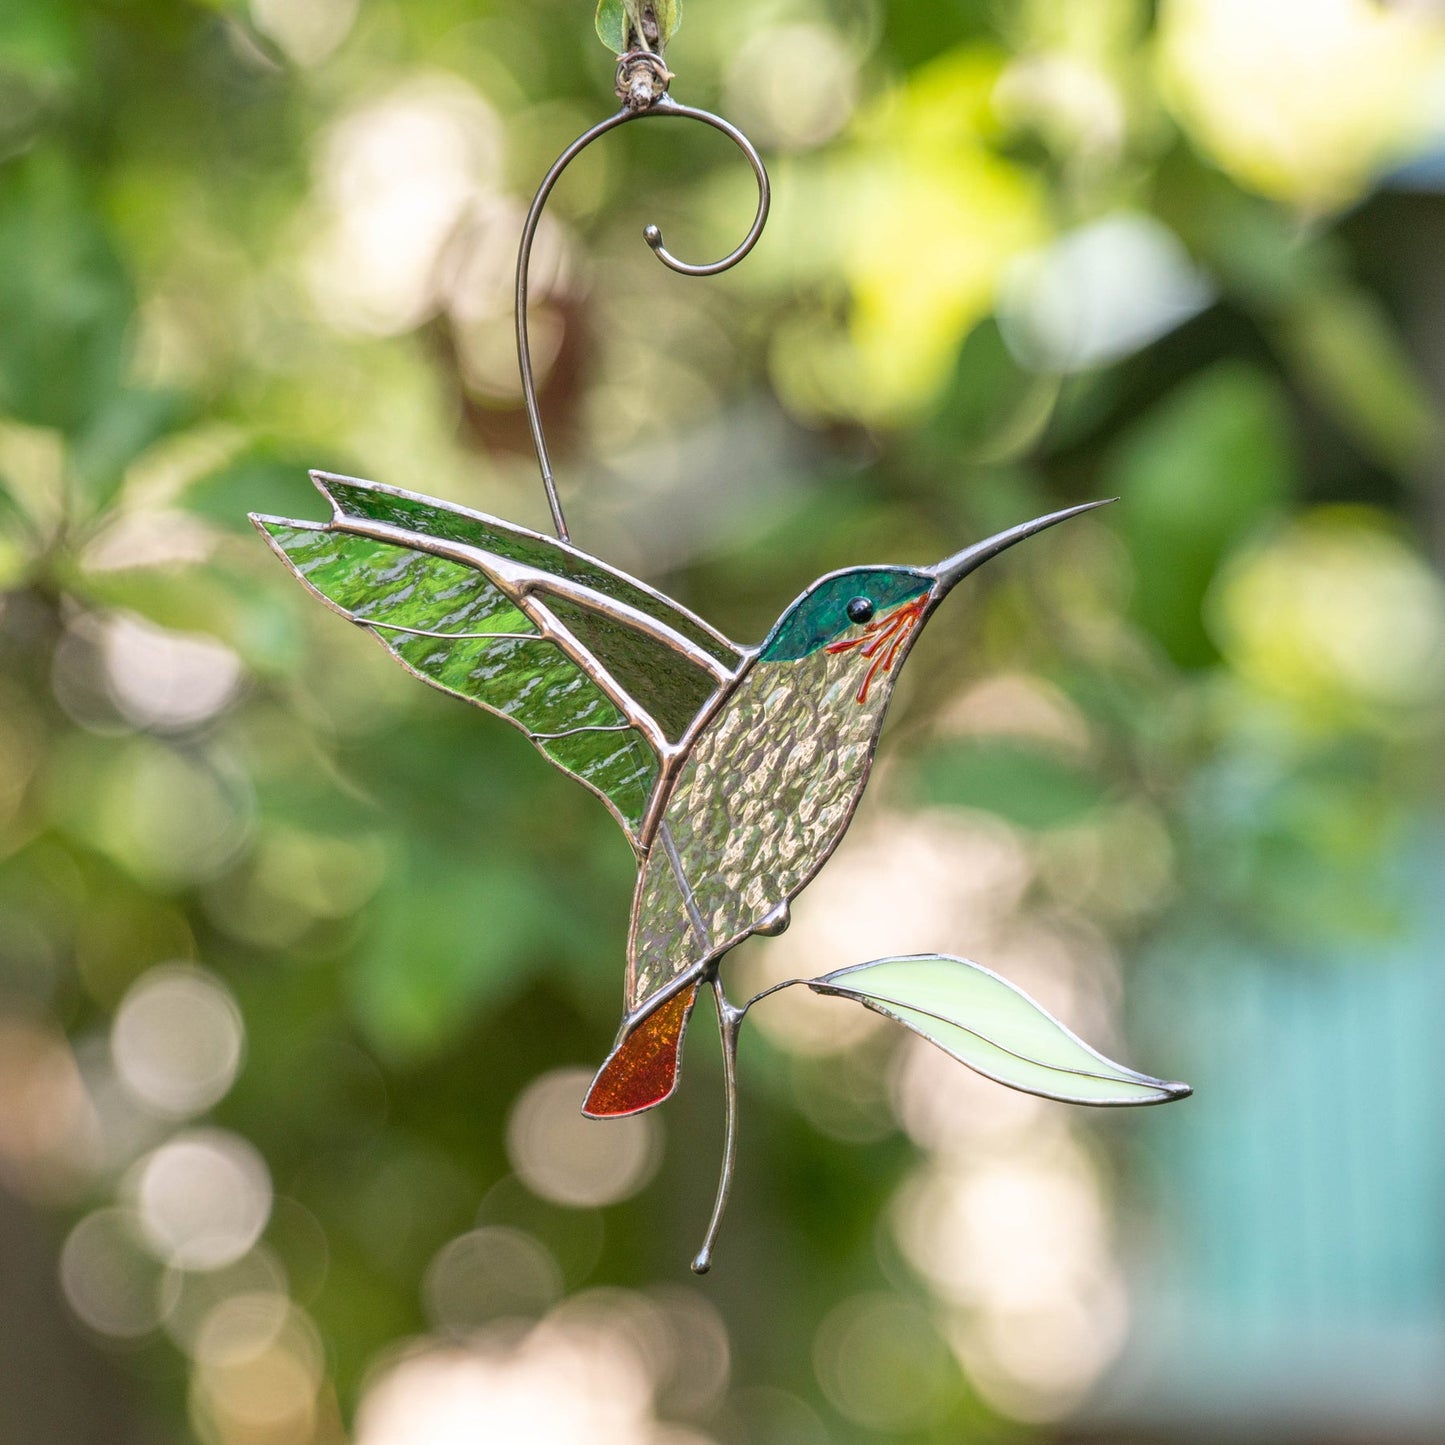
[252,472,744,850]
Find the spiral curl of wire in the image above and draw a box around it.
[513,93,771,542]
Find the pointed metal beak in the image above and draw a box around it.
[928,499,1117,599]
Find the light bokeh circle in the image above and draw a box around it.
[505,1068,658,1208]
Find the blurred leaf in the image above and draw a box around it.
[1109,362,1293,668]
[350,847,554,1063]
[655,0,682,45]
[0,533,28,590]
[74,560,303,673]
[1206,507,1445,730]
[0,153,132,436]
[0,1,79,80]
[1185,743,1415,944]
[0,473,31,540]
[185,448,330,534]
[1174,176,1437,471]
[1184,185,1330,316]
[71,388,193,510]
[1277,286,1437,472]
[918,319,1057,465]
[834,48,1048,423]
[881,0,996,68]
[1156,0,1441,212]
[811,954,1188,1104]
[912,738,1107,829]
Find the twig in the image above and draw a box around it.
[691,972,743,1273]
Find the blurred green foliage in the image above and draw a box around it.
[1,0,1443,1442]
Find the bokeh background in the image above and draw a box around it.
[3,0,1445,1441]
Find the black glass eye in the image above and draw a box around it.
[846,596,875,625]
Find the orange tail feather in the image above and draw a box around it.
[583,984,697,1118]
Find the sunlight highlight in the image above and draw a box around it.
[131,1129,273,1271]
[355,1318,656,1445]
[506,1068,659,1207]
[111,965,245,1119]
[894,1136,1128,1421]
[1159,0,1445,208]
[306,80,504,336]
[1211,508,1445,725]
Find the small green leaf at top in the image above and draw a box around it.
[811,954,1189,1107]
[595,0,681,54]
[653,0,682,46]
[595,0,627,53]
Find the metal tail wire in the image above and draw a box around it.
[692,972,743,1275]
[514,95,772,542]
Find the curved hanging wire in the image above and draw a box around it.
[514,94,772,542]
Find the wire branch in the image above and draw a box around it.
[514,98,770,541]
[691,972,743,1274]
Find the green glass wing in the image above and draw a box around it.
[812,954,1190,1106]
[543,593,715,742]
[254,516,665,844]
[316,473,741,670]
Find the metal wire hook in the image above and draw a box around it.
[514,94,772,541]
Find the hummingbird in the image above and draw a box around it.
[254,473,1188,1265]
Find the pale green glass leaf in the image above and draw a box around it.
[812,954,1190,1106]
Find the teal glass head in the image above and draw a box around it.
[759,567,931,662]
[757,502,1117,665]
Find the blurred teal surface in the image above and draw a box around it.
[1112,834,1445,1437]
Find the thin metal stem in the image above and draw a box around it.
[514,94,771,543]
[688,971,819,1269]
[740,976,811,1013]
[692,972,743,1274]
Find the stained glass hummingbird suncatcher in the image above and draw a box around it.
[252,24,1189,1271]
